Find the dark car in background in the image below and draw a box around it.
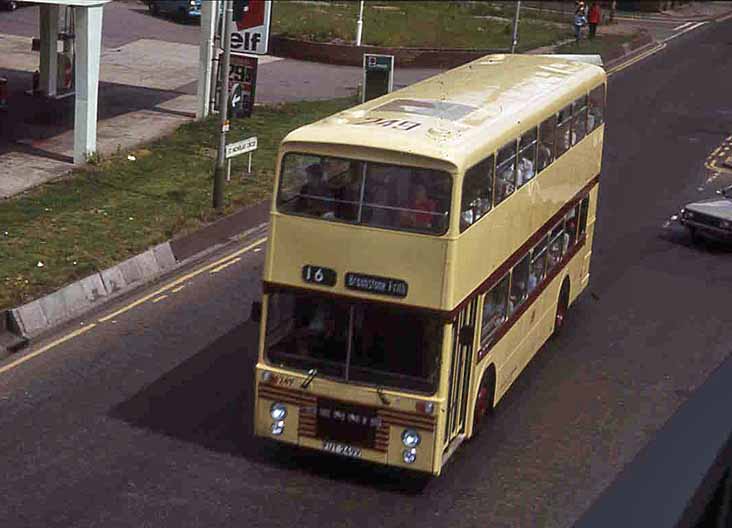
[144,0,201,22]
[1,1,19,11]
[680,184,732,244]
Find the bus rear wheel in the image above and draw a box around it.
[554,279,570,335]
[471,371,495,438]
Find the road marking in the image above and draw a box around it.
[664,21,707,43]
[171,285,186,293]
[0,324,97,376]
[674,21,693,31]
[98,237,266,323]
[210,257,242,274]
[608,42,666,75]
[717,12,732,23]
[152,295,168,303]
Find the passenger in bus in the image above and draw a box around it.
[538,143,553,170]
[298,163,333,217]
[483,295,507,332]
[517,155,535,186]
[368,186,393,228]
[400,184,437,230]
[547,242,562,268]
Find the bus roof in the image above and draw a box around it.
[282,54,606,170]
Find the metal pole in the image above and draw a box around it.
[511,1,521,54]
[356,0,364,46]
[213,0,232,210]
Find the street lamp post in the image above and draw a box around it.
[213,0,233,210]
[511,1,521,53]
[356,0,365,46]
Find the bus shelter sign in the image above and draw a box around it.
[230,0,273,55]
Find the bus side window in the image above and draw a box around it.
[517,127,537,187]
[460,155,494,232]
[538,115,556,172]
[588,84,605,132]
[509,254,530,314]
[556,105,572,157]
[481,273,509,343]
[573,95,588,145]
[547,221,565,270]
[529,235,548,293]
[564,203,580,251]
[578,196,590,237]
[495,140,517,205]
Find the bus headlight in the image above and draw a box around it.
[402,429,421,448]
[270,402,287,421]
[271,420,285,436]
[402,448,417,464]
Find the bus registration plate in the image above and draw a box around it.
[322,441,362,459]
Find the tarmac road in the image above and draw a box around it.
[1,15,731,528]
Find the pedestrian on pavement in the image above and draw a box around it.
[588,2,602,39]
[573,1,588,44]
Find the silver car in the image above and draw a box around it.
[680,184,732,243]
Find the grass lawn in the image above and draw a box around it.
[0,97,356,311]
[272,1,568,51]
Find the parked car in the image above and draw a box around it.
[679,184,732,243]
[145,0,201,22]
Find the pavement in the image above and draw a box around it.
[0,1,730,200]
[1,15,732,525]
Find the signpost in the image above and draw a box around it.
[362,54,394,103]
[225,135,258,181]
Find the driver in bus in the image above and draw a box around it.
[298,163,334,217]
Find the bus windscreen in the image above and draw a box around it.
[265,292,442,394]
[277,153,451,235]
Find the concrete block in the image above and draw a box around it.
[101,265,127,294]
[79,273,108,303]
[39,283,77,325]
[118,256,143,284]
[135,249,161,281]
[152,242,176,270]
[12,300,49,337]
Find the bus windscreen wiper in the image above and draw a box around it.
[301,368,318,389]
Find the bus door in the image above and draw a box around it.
[444,298,479,452]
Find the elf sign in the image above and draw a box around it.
[230,0,273,55]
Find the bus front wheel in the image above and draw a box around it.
[471,370,495,438]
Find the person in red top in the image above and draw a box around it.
[588,2,602,39]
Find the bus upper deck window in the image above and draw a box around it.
[518,127,538,187]
[277,153,451,235]
[538,115,556,171]
[588,84,605,131]
[495,140,518,205]
[556,105,573,157]
[460,156,494,232]
[573,95,589,145]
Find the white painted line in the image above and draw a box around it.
[674,21,693,31]
[664,21,707,43]
[152,295,168,303]
[171,285,186,293]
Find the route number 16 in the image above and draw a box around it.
[302,265,337,287]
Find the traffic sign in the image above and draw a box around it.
[226,136,258,159]
[229,83,244,117]
[230,0,273,55]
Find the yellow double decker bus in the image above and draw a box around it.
[253,53,606,475]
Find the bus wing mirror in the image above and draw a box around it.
[250,301,262,323]
[459,325,474,346]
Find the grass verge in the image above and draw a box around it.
[0,97,356,311]
[272,1,568,51]
[555,32,642,62]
